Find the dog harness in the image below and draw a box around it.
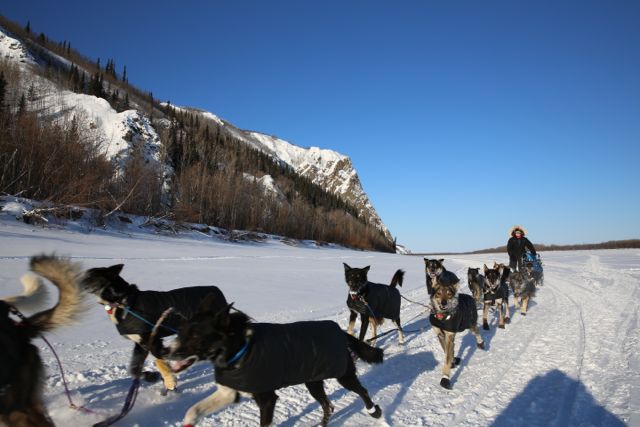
[429,294,477,332]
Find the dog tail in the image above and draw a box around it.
[2,273,50,312]
[346,333,383,364]
[390,269,404,288]
[26,254,86,334]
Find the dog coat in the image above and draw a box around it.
[483,282,509,302]
[215,321,348,394]
[346,282,401,320]
[115,286,227,339]
[429,293,477,332]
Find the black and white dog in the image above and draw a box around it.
[482,264,510,330]
[152,299,384,426]
[467,267,484,305]
[424,258,459,296]
[343,263,404,345]
[1,255,86,427]
[429,270,484,389]
[80,263,228,393]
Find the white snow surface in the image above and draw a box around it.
[0,28,35,64]
[1,200,638,426]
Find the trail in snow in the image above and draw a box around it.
[1,220,638,426]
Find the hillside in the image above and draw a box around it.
[0,15,394,252]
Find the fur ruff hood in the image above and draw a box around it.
[508,225,528,237]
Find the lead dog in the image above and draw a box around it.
[343,263,404,345]
[152,300,384,426]
[1,255,85,427]
[429,271,484,389]
[509,262,537,315]
[80,264,227,393]
[482,264,510,330]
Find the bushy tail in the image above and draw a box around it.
[26,254,86,333]
[390,269,404,288]
[2,273,50,311]
[346,333,383,364]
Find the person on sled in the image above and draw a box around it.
[507,225,536,272]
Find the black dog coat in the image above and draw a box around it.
[483,282,509,303]
[429,293,477,332]
[347,282,401,320]
[116,286,227,340]
[216,321,348,394]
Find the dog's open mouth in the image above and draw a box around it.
[169,355,198,373]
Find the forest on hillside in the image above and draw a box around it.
[0,15,395,252]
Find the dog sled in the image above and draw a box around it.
[522,252,544,286]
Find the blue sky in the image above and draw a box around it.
[2,1,639,252]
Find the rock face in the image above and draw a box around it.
[202,113,393,241]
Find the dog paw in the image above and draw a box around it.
[498,324,505,329]
[440,377,452,389]
[366,404,382,418]
[482,322,490,331]
[477,342,485,350]
[521,312,527,316]
[160,386,179,396]
[505,317,511,324]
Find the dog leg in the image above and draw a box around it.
[470,324,485,350]
[155,359,177,392]
[394,318,404,345]
[337,357,381,418]
[183,385,238,427]
[369,317,378,346]
[440,331,455,388]
[254,391,278,427]
[358,314,369,342]
[432,326,446,352]
[521,296,529,315]
[129,343,149,379]
[497,299,505,329]
[347,310,357,336]
[482,303,490,330]
[305,381,334,426]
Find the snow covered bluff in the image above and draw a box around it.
[198,111,393,242]
[0,25,392,243]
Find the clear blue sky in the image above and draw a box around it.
[2,1,639,252]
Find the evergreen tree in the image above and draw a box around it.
[25,21,31,33]
[122,65,127,83]
[0,72,6,114]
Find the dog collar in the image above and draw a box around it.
[226,339,250,366]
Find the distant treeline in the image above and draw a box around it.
[418,239,640,256]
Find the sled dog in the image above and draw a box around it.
[510,263,537,315]
[1,255,85,427]
[482,264,510,330]
[153,300,384,426]
[429,272,484,389]
[80,263,227,392]
[343,264,404,345]
[467,267,484,305]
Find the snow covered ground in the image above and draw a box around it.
[1,209,638,426]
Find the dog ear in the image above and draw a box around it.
[106,264,124,277]
[343,263,351,271]
[213,303,233,330]
[198,291,222,313]
[483,264,488,273]
[438,259,444,263]
[363,266,370,274]
[423,257,429,264]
